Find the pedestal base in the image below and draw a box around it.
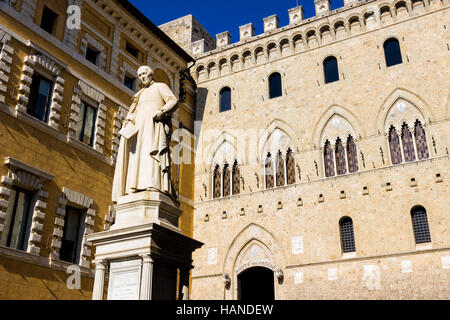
[86,191,203,300]
[111,191,182,233]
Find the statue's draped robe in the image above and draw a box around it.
[112,81,177,202]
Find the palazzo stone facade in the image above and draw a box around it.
[0,0,449,300]
[0,0,195,300]
[162,0,450,299]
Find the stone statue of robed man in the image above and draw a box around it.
[112,66,178,202]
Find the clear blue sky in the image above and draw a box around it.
[129,0,345,44]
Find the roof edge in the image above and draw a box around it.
[114,0,194,64]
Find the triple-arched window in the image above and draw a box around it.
[212,161,241,199]
[265,149,296,188]
[384,38,403,67]
[323,135,359,177]
[220,87,231,112]
[388,120,429,165]
[269,72,282,99]
[323,56,339,84]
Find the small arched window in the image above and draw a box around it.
[232,161,240,195]
[401,123,416,162]
[388,125,403,165]
[275,151,285,187]
[340,217,356,253]
[347,135,359,173]
[269,73,282,99]
[411,206,431,244]
[265,153,274,189]
[414,120,429,160]
[286,149,296,185]
[222,163,231,197]
[324,140,335,177]
[335,138,347,175]
[220,87,231,112]
[323,56,339,84]
[384,38,403,67]
[213,165,221,199]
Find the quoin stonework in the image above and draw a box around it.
[0,0,449,300]
[163,0,450,299]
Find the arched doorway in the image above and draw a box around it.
[237,267,274,300]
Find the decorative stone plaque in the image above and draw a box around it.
[291,235,304,255]
[328,268,338,281]
[294,271,304,284]
[401,260,413,273]
[208,247,218,265]
[107,259,142,300]
[442,256,450,269]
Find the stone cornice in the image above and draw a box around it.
[0,245,94,276]
[89,0,189,69]
[5,157,54,181]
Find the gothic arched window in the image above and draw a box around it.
[411,206,431,244]
[335,138,347,175]
[414,120,429,160]
[323,56,339,84]
[401,123,416,162]
[269,72,282,99]
[232,161,240,195]
[324,140,335,177]
[340,217,356,253]
[346,135,359,173]
[384,38,403,67]
[286,149,296,185]
[276,151,285,187]
[388,126,403,165]
[222,164,231,197]
[220,87,231,112]
[213,165,221,199]
[265,153,274,189]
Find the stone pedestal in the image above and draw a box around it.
[86,191,203,300]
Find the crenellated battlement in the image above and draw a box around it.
[191,0,447,60]
[192,0,448,82]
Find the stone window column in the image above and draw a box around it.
[139,254,154,300]
[20,0,37,20]
[110,26,122,77]
[17,54,65,130]
[63,0,82,49]
[0,157,54,255]
[103,205,115,231]
[68,81,107,153]
[0,28,14,104]
[51,187,96,268]
[92,260,107,300]
[111,105,128,164]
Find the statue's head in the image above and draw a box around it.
[137,66,153,86]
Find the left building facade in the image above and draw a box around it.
[0,0,196,299]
